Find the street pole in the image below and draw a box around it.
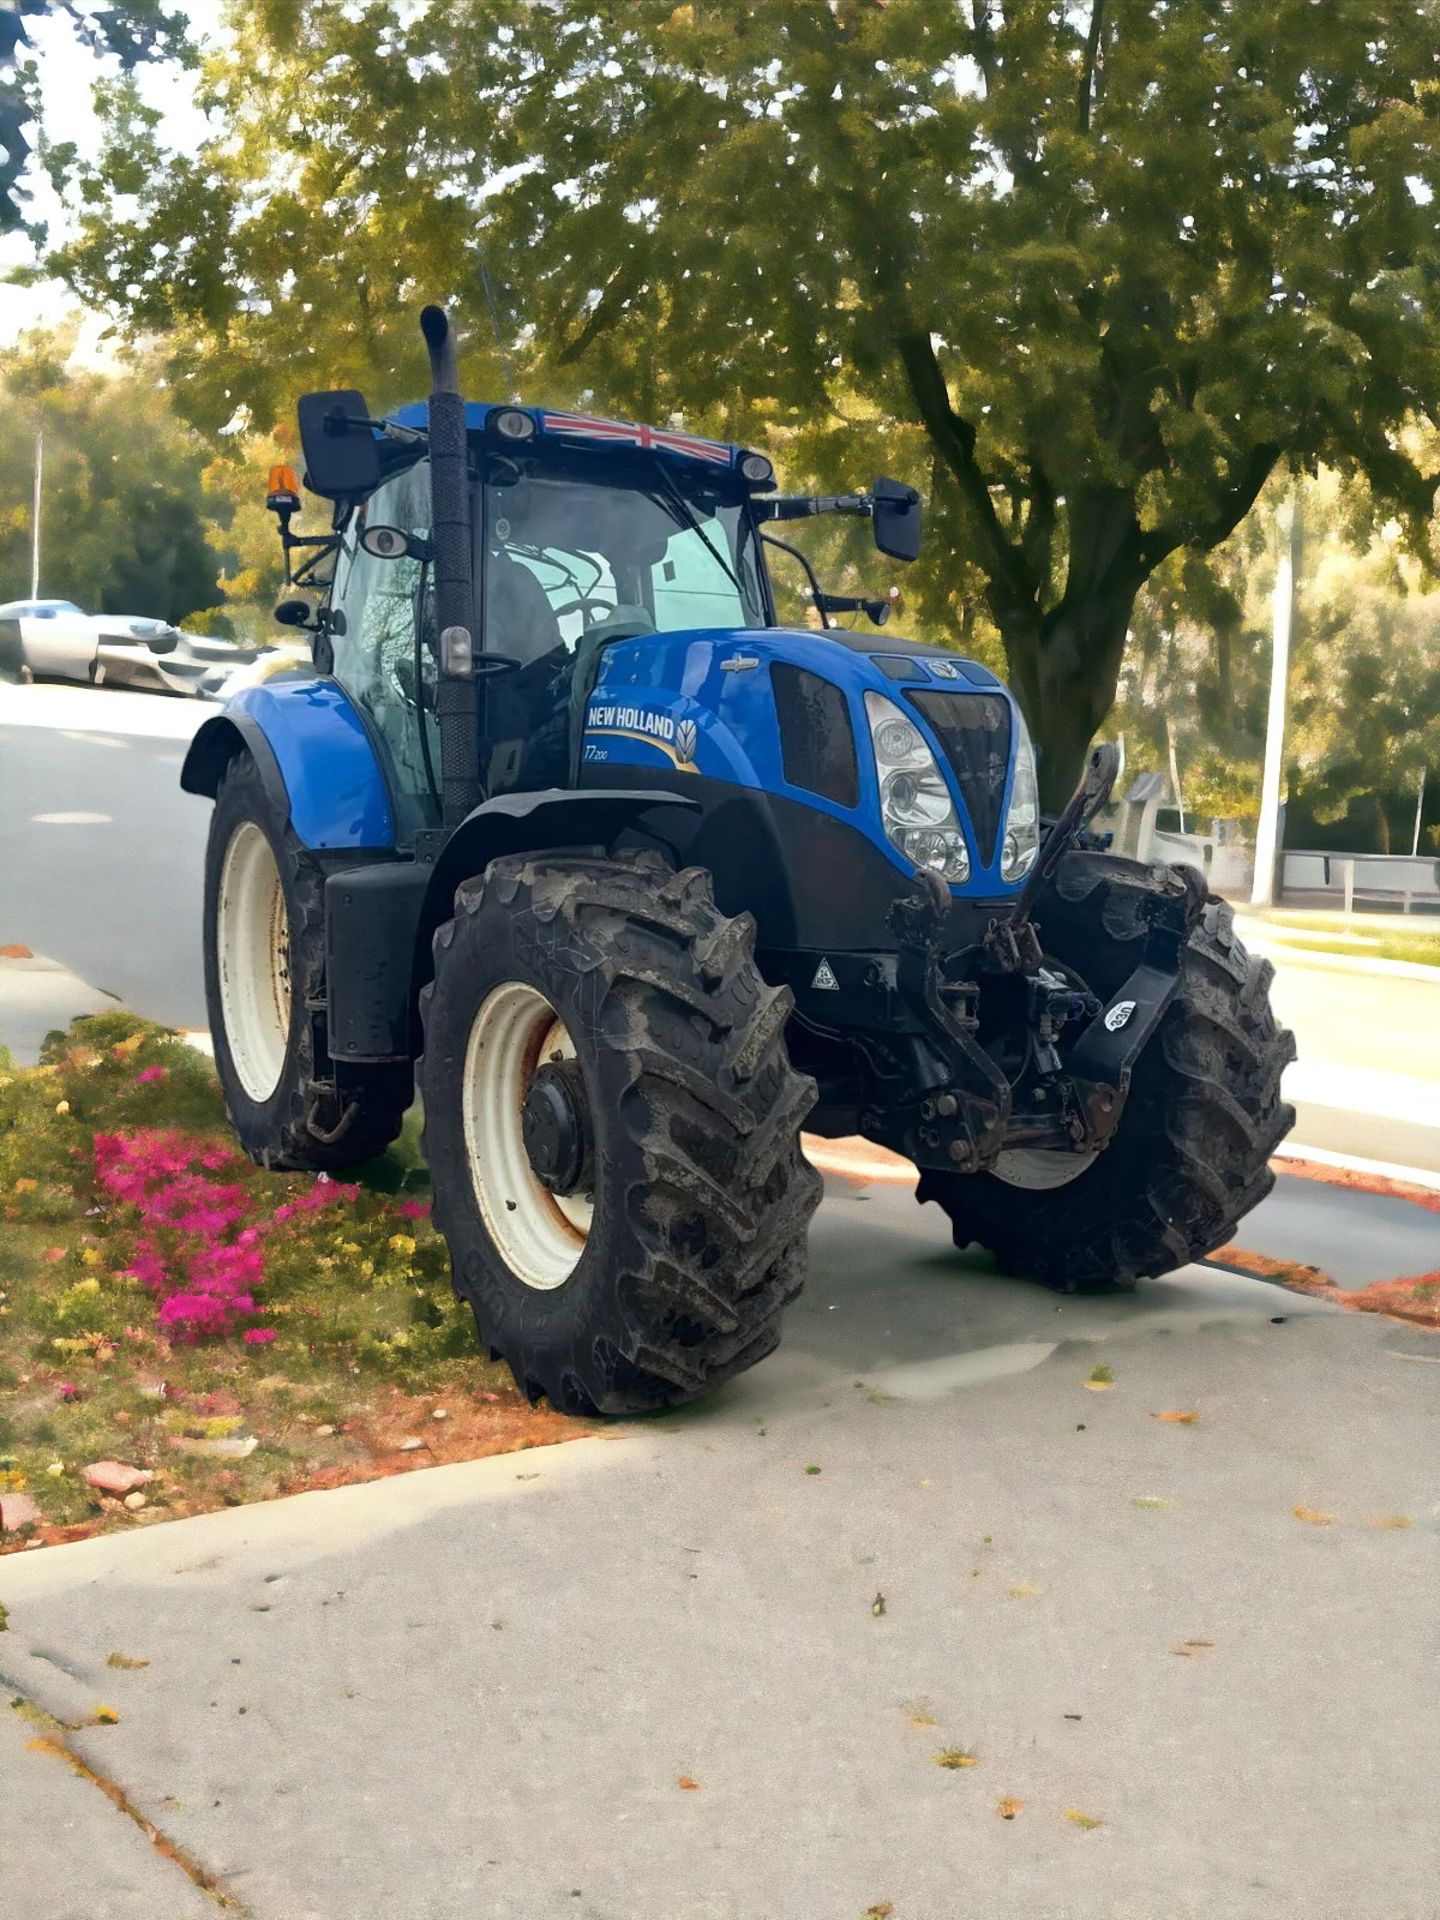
[1413,767,1427,859]
[1250,490,1299,908]
[30,428,43,599]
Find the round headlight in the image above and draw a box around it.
[874,718,921,763]
[492,408,536,441]
[740,451,775,487]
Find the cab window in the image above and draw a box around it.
[329,461,438,839]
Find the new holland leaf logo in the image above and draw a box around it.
[675,718,698,763]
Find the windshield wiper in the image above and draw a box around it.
[646,459,746,602]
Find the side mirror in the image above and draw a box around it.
[872,476,922,562]
[274,598,315,629]
[359,524,431,563]
[297,389,381,500]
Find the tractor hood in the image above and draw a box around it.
[579,626,1036,899]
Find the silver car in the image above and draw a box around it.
[0,598,244,696]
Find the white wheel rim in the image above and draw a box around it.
[462,981,592,1290]
[993,1146,1098,1191]
[216,821,292,1103]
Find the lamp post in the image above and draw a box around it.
[30,428,43,599]
[1250,490,1300,908]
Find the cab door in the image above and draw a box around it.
[327,461,440,843]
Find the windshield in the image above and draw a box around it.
[481,452,766,666]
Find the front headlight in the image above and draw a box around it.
[1000,706,1040,881]
[864,692,970,884]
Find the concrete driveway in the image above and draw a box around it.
[3,1176,1436,1920]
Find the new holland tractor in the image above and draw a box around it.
[183,306,1295,1415]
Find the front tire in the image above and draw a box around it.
[203,754,413,1170]
[420,850,821,1415]
[918,854,1296,1290]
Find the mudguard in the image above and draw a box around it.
[181,680,395,850]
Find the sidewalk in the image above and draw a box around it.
[2,1182,1436,1920]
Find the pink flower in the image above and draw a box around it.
[397,1200,431,1221]
[243,1328,276,1346]
[57,1381,78,1400]
[135,1065,169,1085]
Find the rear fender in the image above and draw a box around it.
[180,681,395,850]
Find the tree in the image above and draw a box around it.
[0,328,225,620]
[0,0,188,232]
[52,0,1440,800]
[1112,464,1440,849]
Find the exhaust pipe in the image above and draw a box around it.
[420,304,481,824]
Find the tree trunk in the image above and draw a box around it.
[999,583,1140,811]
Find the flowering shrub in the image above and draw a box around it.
[0,1012,556,1543]
[94,1131,270,1342]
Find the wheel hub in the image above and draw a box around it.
[521,1060,593,1196]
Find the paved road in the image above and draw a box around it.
[1,682,210,1028]
[3,1174,1437,1920]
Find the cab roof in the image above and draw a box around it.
[382,401,747,476]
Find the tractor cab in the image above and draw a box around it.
[269,388,920,848]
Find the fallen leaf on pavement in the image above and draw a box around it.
[105,1653,149,1670]
[933,1749,979,1770]
[996,1797,1023,1819]
[0,944,33,959]
[1065,1808,1102,1829]
[1085,1365,1114,1390]
[864,1904,895,1918]
[1007,1585,1038,1599]
[677,1775,701,1791]
[1293,1507,1334,1526]
[1150,1410,1199,1424]
[804,1464,822,1475]
[871,1592,886,1616]
[1132,1496,1167,1510]
[1366,1514,1412,1530]
[1170,1639,1215,1656]
[904,1704,937,1729]
[94,1704,120,1724]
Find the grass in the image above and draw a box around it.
[0,1014,584,1550]
[1253,911,1440,969]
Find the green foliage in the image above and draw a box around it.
[1112,465,1440,847]
[46,0,1440,798]
[0,326,293,626]
[0,1,190,232]
[0,330,225,620]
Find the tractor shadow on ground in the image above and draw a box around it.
[672,1172,1335,1430]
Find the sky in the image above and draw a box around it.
[0,3,216,358]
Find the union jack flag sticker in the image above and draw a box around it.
[540,410,732,467]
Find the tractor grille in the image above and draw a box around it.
[905,690,1013,865]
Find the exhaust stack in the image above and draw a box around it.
[420,304,481,824]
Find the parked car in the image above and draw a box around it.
[0,598,249,696]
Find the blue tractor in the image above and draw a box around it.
[184,307,1293,1414]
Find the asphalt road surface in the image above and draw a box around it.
[1,681,210,1028]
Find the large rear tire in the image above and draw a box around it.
[917,854,1295,1290]
[419,850,821,1414]
[203,754,413,1171]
